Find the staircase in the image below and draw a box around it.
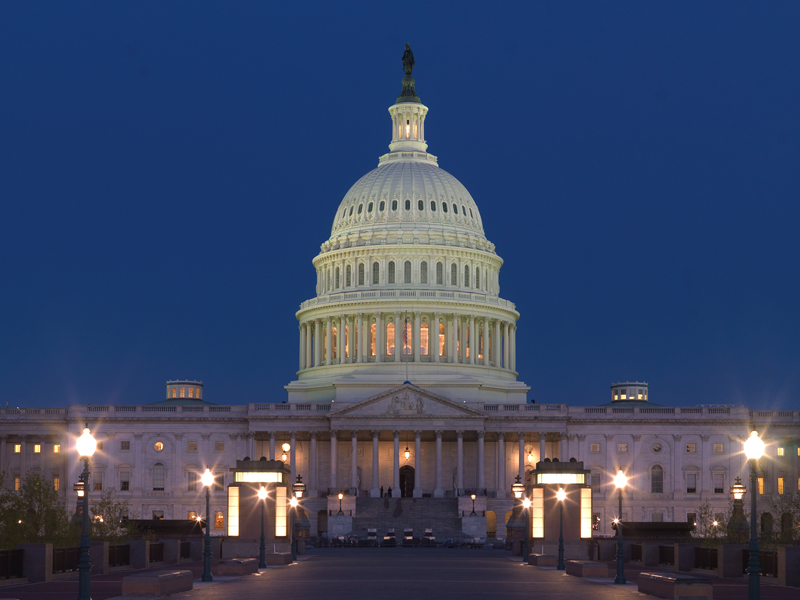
[352,498,464,541]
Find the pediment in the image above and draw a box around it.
[329,384,485,420]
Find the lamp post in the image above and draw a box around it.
[728,477,748,543]
[200,468,215,582]
[556,488,566,570]
[76,425,96,600]
[613,470,628,585]
[522,497,531,563]
[744,431,765,600]
[257,486,267,569]
[337,492,344,516]
[511,474,526,559]
[291,475,305,562]
[470,494,477,516]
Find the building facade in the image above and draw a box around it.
[2,53,799,540]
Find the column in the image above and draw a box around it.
[559,434,567,461]
[269,431,276,460]
[309,432,317,497]
[483,319,490,366]
[518,432,525,483]
[325,318,333,366]
[299,325,305,370]
[246,432,255,459]
[314,320,321,367]
[338,315,346,364]
[351,431,358,492]
[604,434,614,500]
[477,431,485,494]
[371,431,380,497]
[433,313,440,363]
[497,432,505,498]
[510,325,517,371]
[330,431,338,491]
[375,313,383,363]
[393,430,400,490]
[290,431,297,487]
[434,430,443,498]
[469,315,476,364]
[413,312,421,362]
[413,430,422,497]
[456,431,464,494]
[449,315,457,363]
[700,434,709,496]
[503,322,509,369]
[104,433,116,492]
[493,320,501,367]
[363,315,370,360]
[394,312,402,362]
[305,323,313,368]
[460,318,467,363]
[357,314,363,363]
[539,432,546,462]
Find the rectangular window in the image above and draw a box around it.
[651,513,663,522]
[591,472,601,487]
[120,474,130,491]
[153,466,165,491]
[758,477,764,494]
[13,444,20,454]
[214,441,225,452]
[687,513,696,525]
[180,387,185,398]
[590,443,600,453]
[120,440,130,451]
[187,441,198,452]
[778,477,784,495]
[276,486,287,537]
[187,510,197,521]
[214,474,223,491]
[228,487,239,536]
[53,444,61,453]
[188,472,198,491]
[686,473,697,494]
[53,476,60,491]
[713,443,723,454]
[531,487,544,538]
[34,444,41,453]
[686,443,697,453]
[214,511,224,530]
[93,473,103,491]
[777,447,785,457]
[713,474,724,494]
[580,487,592,538]
[188,387,194,398]
[617,442,628,453]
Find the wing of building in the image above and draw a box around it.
[1,52,797,544]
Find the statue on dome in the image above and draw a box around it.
[402,43,415,75]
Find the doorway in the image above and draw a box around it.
[399,465,415,497]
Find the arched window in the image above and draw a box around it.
[443,202,448,213]
[464,266,470,288]
[392,199,398,211]
[420,322,429,355]
[469,208,474,218]
[335,267,340,289]
[331,326,337,359]
[430,201,436,211]
[420,261,428,284]
[346,265,352,287]
[379,200,385,211]
[369,323,376,356]
[388,261,396,284]
[452,203,458,214]
[436,262,443,285]
[403,322,412,355]
[404,261,411,284]
[372,262,379,285]
[405,199,411,210]
[153,463,165,491]
[450,263,457,285]
[358,263,365,286]
[386,322,395,355]
[462,205,467,215]
[367,202,373,213]
[438,323,445,356]
[357,204,363,215]
[475,267,479,289]
[650,465,664,494]
[349,205,354,216]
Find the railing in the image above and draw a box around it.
[743,550,777,577]
[503,405,518,411]
[142,406,177,412]
[299,289,517,311]
[149,542,164,563]
[109,544,130,567]
[708,407,730,414]
[52,546,80,574]
[180,541,191,560]
[114,405,137,412]
[640,408,675,414]
[658,545,675,565]
[182,406,204,412]
[584,408,606,414]
[484,405,498,411]
[209,406,230,412]
[612,407,634,414]
[317,404,331,412]
[297,404,312,410]
[694,547,717,570]
[679,407,703,414]
[631,543,642,562]
[524,405,538,411]
[0,549,23,579]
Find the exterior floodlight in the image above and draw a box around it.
[282,451,288,461]
[257,486,267,501]
[556,488,566,502]
[201,468,214,488]
[511,474,525,499]
[614,470,627,584]
[744,431,765,460]
[257,485,268,568]
[76,427,97,458]
[614,470,628,489]
[282,442,291,453]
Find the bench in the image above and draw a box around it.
[638,572,713,600]
[215,558,259,575]
[565,560,609,578]
[528,554,557,567]
[121,570,193,597]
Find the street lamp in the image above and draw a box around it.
[470,494,477,516]
[76,425,96,600]
[613,469,628,585]
[511,475,526,558]
[282,442,290,462]
[556,488,566,570]
[291,475,305,561]
[290,497,299,561]
[200,467,215,582]
[728,477,748,543]
[522,497,531,563]
[744,431,765,600]
[257,486,267,569]
[337,492,344,516]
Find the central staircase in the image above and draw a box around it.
[352,498,464,541]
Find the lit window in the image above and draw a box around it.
[404,261,411,284]
[686,443,697,453]
[386,322,395,355]
[276,486,287,537]
[420,261,428,284]
[179,387,185,398]
[778,477,784,494]
[120,474,130,491]
[758,477,764,495]
[617,442,628,453]
[531,488,544,538]
[154,441,164,452]
[215,441,225,452]
[388,262,395,284]
[53,477,60,491]
[120,440,130,451]
[420,322,429,356]
[714,443,723,454]
[686,473,697,494]
[620,389,627,400]
[637,389,643,400]
[590,443,601,453]
[93,472,103,491]
[153,464,165,491]
[188,510,197,520]
[53,444,61,453]
[403,322,412,355]
[13,444,20,454]
[580,488,592,538]
[188,471,198,492]
[369,323,376,356]
[34,444,41,454]
[439,323,445,356]
[777,447,785,457]
[14,476,20,491]
[188,387,194,398]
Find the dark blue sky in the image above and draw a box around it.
[2,2,798,409]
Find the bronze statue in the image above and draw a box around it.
[402,43,415,75]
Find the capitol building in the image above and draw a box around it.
[1,52,798,542]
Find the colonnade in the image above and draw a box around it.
[298,312,516,372]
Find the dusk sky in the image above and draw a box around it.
[1,2,798,410]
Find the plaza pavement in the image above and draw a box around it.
[2,548,798,600]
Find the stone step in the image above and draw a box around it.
[352,498,465,540]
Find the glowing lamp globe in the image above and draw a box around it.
[556,488,566,502]
[731,477,746,500]
[614,470,628,489]
[744,431,765,460]
[527,451,534,464]
[282,442,291,453]
[511,474,525,499]
[258,486,267,501]
[201,468,214,488]
[76,427,97,458]
[471,494,476,501]
[290,496,298,508]
[404,446,410,460]
[522,498,531,509]
[338,492,343,500]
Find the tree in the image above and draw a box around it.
[691,501,727,543]
[90,490,139,543]
[766,492,800,544]
[0,473,77,548]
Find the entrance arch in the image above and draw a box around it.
[399,465,415,497]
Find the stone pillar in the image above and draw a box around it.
[700,434,710,496]
[539,432,547,462]
[497,432,506,498]
[434,430,443,498]
[503,322,509,369]
[269,431,276,461]
[433,313,440,363]
[325,318,333,366]
[518,432,526,483]
[394,312,402,362]
[413,312,421,362]
[309,432,317,497]
[477,431,485,494]
[330,431,338,491]
[20,435,27,478]
[338,315,346,364]
[449,315,457,363]
[356,313,363,363]
[457,430,464,494]
[314,320,321,367]
[363,314,371,360]
[305,323,313,368]
[393,431,400,490]
[375,312,382,363]
[510,325,517,371]
[173,433,182,492]
[493,320,501,367]
[413,430,422,497]
[469,316,476,364]
[460,318,467,363]
[483,319,490,366]
[351,431,358,492]
[290,431,297,487]
[299,325,305,370]
[371,431,380,497]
